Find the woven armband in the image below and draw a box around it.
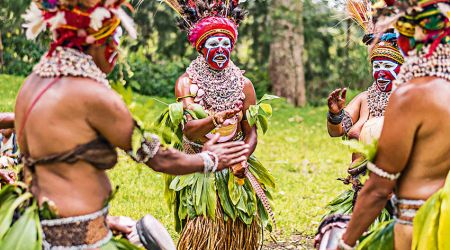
[342,110,353,134]
[327,110,345,125]
[367,162,401,180]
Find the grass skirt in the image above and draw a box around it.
[177,199,260,250]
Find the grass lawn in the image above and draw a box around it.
[1,74,354,248]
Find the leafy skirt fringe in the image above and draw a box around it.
[177,204,260,250]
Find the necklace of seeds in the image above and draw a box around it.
[187,56,245,112]
[33,46,109,87]
[395,43,450,87]
[367,83,390,117]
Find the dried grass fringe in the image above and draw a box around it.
[177,202,260,250]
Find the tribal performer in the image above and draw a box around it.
[157,1,276,249]
[337,0,450,249]
[315,3,405,248]
[0,0,250,249]
[321,1,404,219]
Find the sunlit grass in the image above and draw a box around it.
[1,74,353,245]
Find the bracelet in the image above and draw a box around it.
[327,110,345,125]
[199,151,216,173]
[338,235,358,250]
[211,114,219,127]
[205,151,219,172]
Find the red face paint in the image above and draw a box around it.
[372,59,401,92]
[200,33,233,70]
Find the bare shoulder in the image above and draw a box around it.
[57,78,129,118]
[242,77,255,91]
[354,91,368,102]
[396,78,450,111]
[175,72,192,97]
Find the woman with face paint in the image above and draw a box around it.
[319,31,403,212]
[158,1,275,249]
[1,0,250,248]
[334,0,450,249]
[315,6,405,245]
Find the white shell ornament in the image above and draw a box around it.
[197,89,205,97]
[190,84,199,96]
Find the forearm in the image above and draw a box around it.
[243,122,257,158]
[327,122,345,137]
[342,179,392,246]
[0,113,14,129]
[146,148,204,175]
[183,117,216,141]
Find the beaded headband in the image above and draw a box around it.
[370,42,405,63]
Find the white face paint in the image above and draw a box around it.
[372,60,399,91]
[204,36,232,69]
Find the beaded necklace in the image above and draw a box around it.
[395,44,450,86]
[186,56,245,112]
[367,83,391,118]
[33,46,109,86]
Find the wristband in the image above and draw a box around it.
[327,110,345,125]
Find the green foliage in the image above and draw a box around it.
[0,183,42,250]
[247,94,279,134]
[412,171,450,250]
[357,220,395,250]
[0,74,359,244]
[303,0,372,105]
[342,139,378,162]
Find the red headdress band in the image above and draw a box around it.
[188,16,238,50]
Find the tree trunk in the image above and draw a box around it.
[268,0,306,106]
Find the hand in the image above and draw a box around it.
[203,134,249,171]
[213,104,243,125]
[106,215,135,234]
[0,169,15,184]
[327,88,347,115]
[232,161,247,178]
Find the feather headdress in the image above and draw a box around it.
[158,0,247,49]
[346,0,374,34]
[22,0,137,54]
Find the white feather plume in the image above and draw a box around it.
[48,11,67,31]
[437,3,450,19]
[111,7,137,40]
[22,2,46,40]
[90,7,112,31]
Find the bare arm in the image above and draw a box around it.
[241,78,257,158]
[86,83,248,175]
[0,113,14,129]
[342,85,420,246]
[175,74,216,140]
[327,89,365,137]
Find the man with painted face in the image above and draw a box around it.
[158,1,275,249]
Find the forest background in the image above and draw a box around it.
[0,0,371,248]
[0,0,373,106]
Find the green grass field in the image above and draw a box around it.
[0,74,353,248]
